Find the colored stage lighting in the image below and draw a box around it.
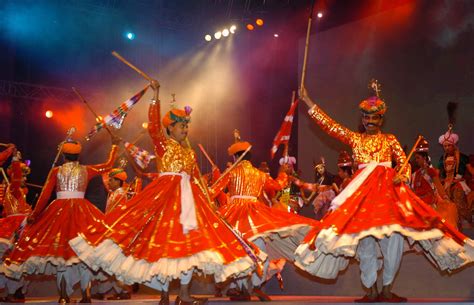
[230,25,237,33]
[256,19,264,26]
[222,29,230,37]
[246,24,254,31]
[126,32,135,40]
[205,34,212,41]
[317,12,323,18]
[45,110,53,118]
[274,33,279,38]
[96,115,103,123]
[214,31,222,39]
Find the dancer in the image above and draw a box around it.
[213,130,317,301]
[70,80,257,305]
[4,134,119,303]
[295,82,474,302]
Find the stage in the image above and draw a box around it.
[9,295,474,304]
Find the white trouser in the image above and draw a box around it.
[0,274,25,294]
[146,270,193,292]
[234,237,269,291]
[57,263,92,296]
[98,278,124,294]
[357,233,404,288]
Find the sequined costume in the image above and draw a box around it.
[3,146,117,296]
[69,101,256,289]
[214,160,317,289]
[295,104,474,284]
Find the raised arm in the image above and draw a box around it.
[300,88,356,146]
[87,144,119,178]
[147,80,167,157]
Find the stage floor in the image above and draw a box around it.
[10,295,474,304]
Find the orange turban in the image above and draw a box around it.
[62,141,82,154]
[109,168,127,181]
[359,96,387,115]
[162,107,192,128]
[228,141,251,156]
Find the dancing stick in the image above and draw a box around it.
[111,51,156,84]
[198,144,217,168]
[211,145,252,189]
[26,182,43,189]
[72,87,114,139]
[300,0,316,89]
[0,143,12,147]
[398,135,423,175]
[0,168,9,185]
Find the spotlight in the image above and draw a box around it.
[126,32,135,40]
[45,110,53,118]
[142,122,149,129]
[230,25,237,33]
[205,34,212,42]
[274,33,279,38]
[256,18,264,26]
[222,29,230,37]
[214,31,222,39]
[317,12,323,18]
[246,24,254,31]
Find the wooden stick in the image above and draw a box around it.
[26,182,43,189]
[300,0,316,89]
[0,168,9,185]
[72,87,114,138]
[198,144,217,168]
[398,135,423,175]
[211,145,252,189]
[112,51,155,84]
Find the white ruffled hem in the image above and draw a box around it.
[295,224,474,279]
[248,223,312,243]
[69,236,258,285]
[4,255,83,279]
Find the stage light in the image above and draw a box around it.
[256,19,264,26]
[96,115,103,123]
[126,32,135,40]
[205,34,212,42]
[230,25,237,33]
[274,33,279,38]
[142,122,149,129]
[45,110,53,118]
[214,31,222,39]
[246,24,254,31]
[317,12,323,18]
[222,29,230,37]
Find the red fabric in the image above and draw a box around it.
[303,166,465,244]
[83,175,251,263]
[7,198,104,264]
[219,199,317,240]
[0,147,14,166]
[0,215,26,246]
[270,98,298,159]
